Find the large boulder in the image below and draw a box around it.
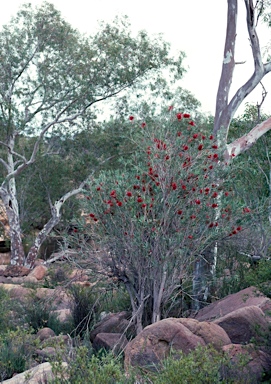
[177,318,231,350]
[223,344,271,383]
[2,362,68,384]
[213,305,270,344]
[90,311,134,341]
[28,265,48,280]
[92,333,128,354]
[124,318,206,370]
[195,286,271,321]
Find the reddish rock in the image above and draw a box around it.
[213,306,270,344]
[90,311,134,341]
[1,265,30,277]
[223,343,271,382]
[92,333,128,354]
[124,318,205,370]
[36,287,70,309]
[0,252,10,265]
[28,265,47,280]
[0,283,33,299]
[195,286,271,321]
[35,347,57,362]
[177,318,231,349]
[36,327,56,342]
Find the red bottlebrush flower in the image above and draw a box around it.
[188,235,193,239]
[213,154,218,159]
[142,186,146,192]
[198,144,203,150]
[236,226,242,231]
[168,105,173,111]
[165,155,170,160]
[126,191,132,197]
[73,229,78,233]
[215,222,218,227]
[181,185,186,190]
[129,115,134,121]
[243,207,251,213]
[172,182,177,190]
[225,191,229,196]
[177,210,183,215]
[86,196,91,200]
[208,222,214,228]
[183,113,190,118]
[142,203,147,208]
[212,203,218,208]
[89,213,95,218]
[93,218,98,222]
[199,189,203,194]
[176,113,182,120]
[107,200,114,206]
[232,230,237,235]
[156,182,160,186]
[209,165,213,169]
[193,133,198,139]
[192,187,196,192]
[195,199,201,205]
[96,186,101,191]
[183,145,189,151]
[177,131,182,137]
[133,185,140,190]
[141,122,146,128]
[212,145,218,149]
[190,215,196,219]
[188,121,195,126]
[136,175,140,180]
[110,190,116,197]
[116,201,122,207]
[209,135,214,140]
[137,197,143,203]
[212,192,218,198]
[201,135,206,140]
[205,188,210,194]
[231,153,235,157]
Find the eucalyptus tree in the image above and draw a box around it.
[0,2,185,267]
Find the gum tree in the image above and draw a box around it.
[0,2,185,267]
[214,0,271,158]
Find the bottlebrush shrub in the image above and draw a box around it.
[81,111,250,333]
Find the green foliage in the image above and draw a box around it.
[68,285,100,337]
[0,286,11,333]
[244,259,271,297]
[66,349,133,384]
[0,329,33,381]
[147,345,252,384]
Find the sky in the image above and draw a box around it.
[1,0,271,116]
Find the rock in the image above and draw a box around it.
[35,347,56,362]
[2,362,68,383]
[0,252,10,265]
[52,308,72,322]
[124,318,205,370]
[23,275,38,284]
[36,287,70,309]
[177,318,231,349]
[213,306,270,344]
[36,327,56,342]
[28,265,47,280]
[223,344,271,383]
[195,286,271,321]
[1,265,30,277]
[92,333,128,354]
[69,269,89,282]
[0,283,33,299]
[90,311,134,341]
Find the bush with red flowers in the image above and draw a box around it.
[81,110,250,333]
